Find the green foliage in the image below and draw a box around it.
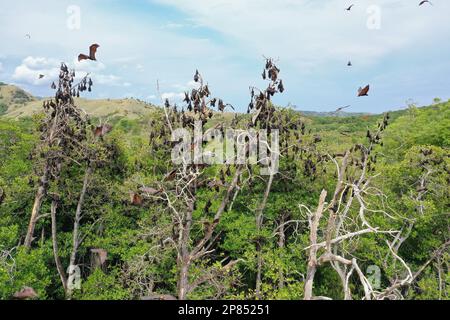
[0,103,7,116]
[0,102,448,300]
[73,268,131,300]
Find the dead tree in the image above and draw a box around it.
[66,127,111,298]
[301,115,449,300]
[144,70,244,300]
[24,64,92,248]
[245,58,285,298]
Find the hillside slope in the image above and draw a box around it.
[0,84,158,119]
[0,83,36,115]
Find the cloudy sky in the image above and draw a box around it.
[1,0,449,113]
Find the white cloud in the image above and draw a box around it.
[155,0,450,68]
[93,74,121,86]
[12,56,60,85]
[161,92,184,102]
[1,0,450,111]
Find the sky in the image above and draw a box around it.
[1,0,450,113]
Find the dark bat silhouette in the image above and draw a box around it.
[218,99,234,112]
[334,105,351,113]
[38,74,45,79]
[419,0,433,5]
[78,44,100,62]
[346,4,354,11]
[358,85,370,97]
[347,61,352,66]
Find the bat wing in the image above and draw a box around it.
[78,54,90,62]
[94,127,102,137]
[89,44,100,60]
[363,85,370,95]
[357,85,369,96]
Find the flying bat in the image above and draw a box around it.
[358,85,370,97]
[218,99,234,112]
[419,0,433,5]
[347,61,352,67]
[334,105,351,113]
[346,4,354,11]
[78,44,100,62]
[38,74,45,79]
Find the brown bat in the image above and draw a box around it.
[164,169,178,182]
[13,287,38,300]
[93,124,113,138]
[130,193,143,206]
[90,248,108,265]
[78,44,100,62]
[358,85,370,97]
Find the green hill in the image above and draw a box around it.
[0,84,159,120]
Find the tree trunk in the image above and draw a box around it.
[278,214,286,290]
[178,258,190,300]
[255,173,274,299]
[69,165,92,267]
[177,200,194,300]
[67,164,92,298]
[24,166,49,248]
[304,190,327,300]
[50,199,68,294]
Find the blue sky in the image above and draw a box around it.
[1,0,450,113]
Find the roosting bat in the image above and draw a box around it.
[130,192,143,206]
[93,124,113,138]
[78,44,100,62]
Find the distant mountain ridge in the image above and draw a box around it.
[0,83,435,120]
[297,110,372,117]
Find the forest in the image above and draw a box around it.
[0,60,449,301]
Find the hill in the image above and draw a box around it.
[0,84,36,116]
[0,84,158,119]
